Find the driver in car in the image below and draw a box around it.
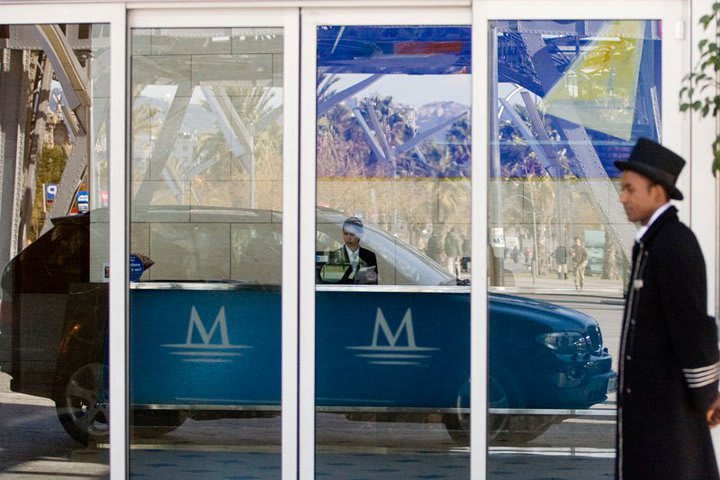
[327,216,378,285]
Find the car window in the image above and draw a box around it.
[7,221,88,293]
[316,216,456,286]
[132,207,455,286]
[45,224,87,277]
[232,222,282,285]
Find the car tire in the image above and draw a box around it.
[491,414,557,444]
[443,372,532,446]
[487,373,517,443]
[54,361,187,445]
[54,362,109,445]
[442,377,471,445]
[132,410,188,438]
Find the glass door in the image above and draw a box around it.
[0,4,124,479]
[476,1,685,478]
[300,8,476,480]
[126,8,298,479]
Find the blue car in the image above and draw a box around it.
[0,207,616,445]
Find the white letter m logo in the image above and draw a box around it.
[372,308,416,348]
[187,306,229,346]
[347,307,437,365]
[162,306,251,363]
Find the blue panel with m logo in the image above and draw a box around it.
[130,287,282,406]
[129,287,469,409]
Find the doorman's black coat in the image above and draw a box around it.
[617,206,720,479]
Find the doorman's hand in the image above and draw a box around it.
[706,394,720,428]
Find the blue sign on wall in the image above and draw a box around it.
[129,255,145,282]
[45,184,57,201]
[77,190,89,213]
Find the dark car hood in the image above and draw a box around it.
[489,292,599,332]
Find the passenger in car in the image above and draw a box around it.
[327,216,378,285]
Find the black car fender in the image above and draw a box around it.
[54,284,108,384]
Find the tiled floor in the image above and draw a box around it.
[128,448,614,479]
[1,388,617,480]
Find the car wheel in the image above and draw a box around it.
[54,362,187,445]
[488,374,514,442]
[492,415,558,444]
[54,362,109,445]
[442,378,470,445]
[442,373,529,446]
[488,374,559,445]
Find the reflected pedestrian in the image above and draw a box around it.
[426,227,446,265]
[554,244,568,279]
[615,138,720,480]
[444,227,462,276]
[510,245,519,263]
[461,234,471,273]
[570,237,587,290]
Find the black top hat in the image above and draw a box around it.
[613,138,685,200]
